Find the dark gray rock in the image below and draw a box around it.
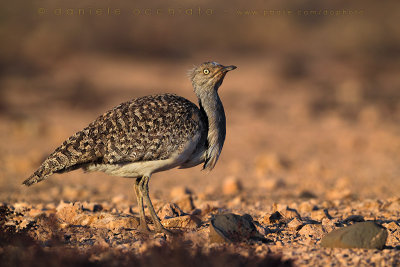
[209,213,266,243]
[321,221,388,249]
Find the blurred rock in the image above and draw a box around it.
[173,195,195,213]
[62,186,90,200]
[93,204,103,212]
[83,202,103,212]
[56,202,139,230]
[227,196,243,208]
[386,199,400,211]
[288,217,304,230]
[306,160,324,175]
[102,214,140,230]
[298,201,318,213]
[321,222,388,249]
[362,199,382,211]
[298,190,317,199]
[382,221,399,231]
[56,202,82,220]
[222,176,242,195]
[262,211,284,225]
[93,238,110,248]
[45,203,56,210]
[335,177,351,190]
[253,220,270,236]
[327,188,353,200]
[18,218,34,230]
[321,218,338,233]
[13,202,29,212]
[170,186,193,199]
[196,192,207,201]
[111,194,127,204]
[209,213,265,243]
[204,185,217,197]
[255,153,289,176]
[161,215,200,230]
[157,203,185,219]
[197,203,219,217]
[299,224,326,239]
[311,209,331,222]
[27,208,46,217]
[259,177,285,190]
[279,207,301,220]
[382,222,400,247]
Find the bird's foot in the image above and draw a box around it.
[154,225,174,235]
[137,223,152,234]
[136,221,173,235]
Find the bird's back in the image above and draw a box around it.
[23,94,206,185]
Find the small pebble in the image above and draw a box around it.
[222,177,242,195]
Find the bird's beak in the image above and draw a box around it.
[223,65,237,72]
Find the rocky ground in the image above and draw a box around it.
[1,55,400,266]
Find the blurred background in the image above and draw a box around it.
[1,0,400,204]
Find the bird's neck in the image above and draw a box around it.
[196,88,226,170]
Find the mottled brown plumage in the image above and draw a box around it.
[24,94,204,185]
[24,62,236,234]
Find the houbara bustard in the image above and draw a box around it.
[23,62,237,234]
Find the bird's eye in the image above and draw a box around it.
[203,69,210,75]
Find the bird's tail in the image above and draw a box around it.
[22,149,73,186]
[23,170,49,186]
[23,161,55,186]
[23,126,100,186]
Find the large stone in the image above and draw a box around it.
[209,213,265,243]
[321,221,388,249]
[161,215,201,230]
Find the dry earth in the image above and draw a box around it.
[1,56,400,266]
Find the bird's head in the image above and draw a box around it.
[189,62,236,96]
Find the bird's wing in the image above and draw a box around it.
[23,94,202,186]
[98,94,203,164]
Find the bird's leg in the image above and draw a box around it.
[140,175,172,234]
[134,178,150,233]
